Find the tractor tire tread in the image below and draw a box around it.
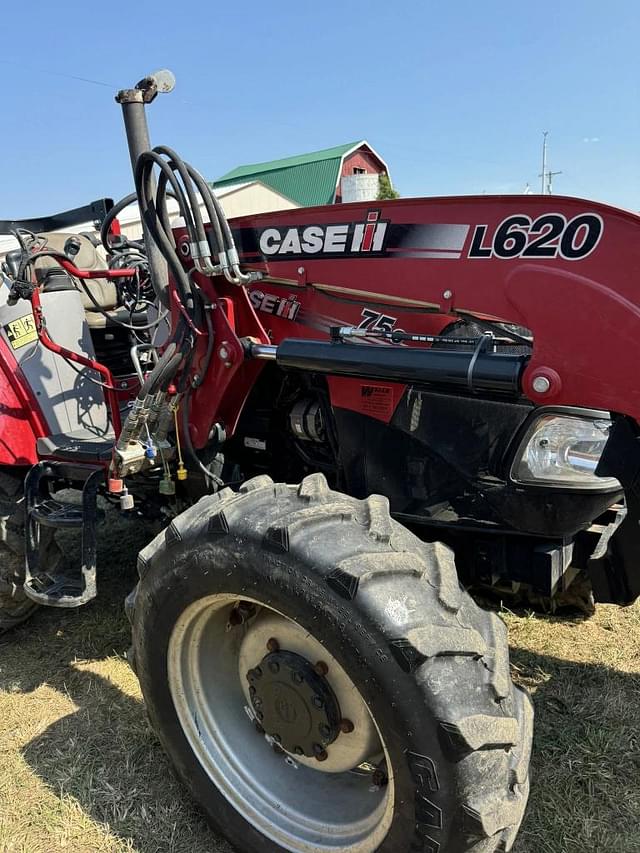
[130,472,532,852]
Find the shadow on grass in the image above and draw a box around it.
[1,513,639,853]
[0,508,232,853]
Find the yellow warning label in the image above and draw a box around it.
[4,314,37,350]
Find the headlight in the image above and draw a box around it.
[511,412,621,490]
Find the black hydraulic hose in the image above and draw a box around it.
[100,192,137,251]
[154,146,209,250]
[136,159,193,305]
[137,341,178,397]
[182,163,227,258]
[136,152,198,255]
[180,387,223,489]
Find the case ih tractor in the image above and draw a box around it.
[1,70,638,852]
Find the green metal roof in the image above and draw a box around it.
[214,141,363,207]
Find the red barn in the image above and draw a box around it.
[214,141,392,207]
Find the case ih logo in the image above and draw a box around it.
[258,211,389,258]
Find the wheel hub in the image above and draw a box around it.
[247,650,340,757]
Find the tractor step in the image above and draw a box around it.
[23,461,104,608]
[30,498,84,529]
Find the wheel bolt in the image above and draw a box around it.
[268,661,280,674]
[319,723,331,738]
[313,744,328,762]
[267,637,280,652]
[311,695,324,709]
[253,666,263,679]
[249,686,256,696]
[339,719,354,734]
[294,746,304,755]
[256,710,264,721]
[314,661,328,677]
[253,697,263,708]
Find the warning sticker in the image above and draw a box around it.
[4,313,37,350]
[360,384,394,419]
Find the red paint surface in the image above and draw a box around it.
[175,194,640,442]
[0,337,46,465]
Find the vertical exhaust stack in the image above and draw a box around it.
[115,71,176,308]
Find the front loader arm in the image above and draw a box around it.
[226,194,640,421]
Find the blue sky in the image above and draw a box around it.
[1,0,638,215]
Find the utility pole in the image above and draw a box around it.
[540,131,548,194]
[545,169,562,195]
[538,131,562,194]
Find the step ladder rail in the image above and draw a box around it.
[23,461,105,608]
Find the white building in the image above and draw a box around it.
[0,180,298,262]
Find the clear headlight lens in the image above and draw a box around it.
[512,413,621,489]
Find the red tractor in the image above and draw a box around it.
[1,71,638,852]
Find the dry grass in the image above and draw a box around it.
[0,508,639,853]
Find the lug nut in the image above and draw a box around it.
[253,666,263,679]
[314,661,328,676]
[256,710,264,721]
[339,719,354,734]
[268,661,280,674]
[254,721,265,735]
[249,686,256,696]
[313,744,328,762]
[253,697,263,708]
[267,637,280,652]
[272,733,282,743]
[294,746,304,755]
[311,695,324,709]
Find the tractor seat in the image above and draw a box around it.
[34,232,127,329]
[37,429,115,464]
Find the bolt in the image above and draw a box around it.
[339,719,354,734]
[443,289,453,299]
[292,670,304,685]
[313,744,328,762]
[266,637,280,652]
[532,375,551,393]
[311,695,324,709]
[218,345,229,361]
[253,697,263,709]
[249,686,256,696]
[268,661,280,674]
[254,721,265,735]
[297,266,305,275]
[272,733,282,743]
[314,661,328,677]
[294,746,304,755]
[319,723,331,738]
[256,710,264,721]
[250,666,263,680]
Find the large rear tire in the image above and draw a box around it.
[128,474,533,852]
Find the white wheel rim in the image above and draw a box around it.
[168,594,394,852]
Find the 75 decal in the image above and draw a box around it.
[468,212,603,261]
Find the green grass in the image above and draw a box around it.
[0,508,639,852]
